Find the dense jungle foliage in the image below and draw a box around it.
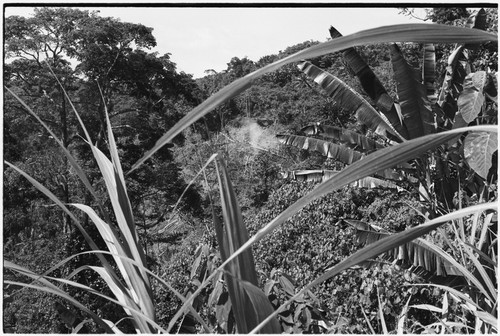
[3,6,498,334]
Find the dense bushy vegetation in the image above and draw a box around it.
[3,6,497,334]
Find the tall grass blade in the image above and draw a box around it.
[416,238,492,301]
[377,287,389,334]
[130,24,496,172]
[211,157,280,333]
[460,242,497,300]
[397,296,411,334]
[477,212,494,251]
[90,145,155,328]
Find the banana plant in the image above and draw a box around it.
[279,8,497,214]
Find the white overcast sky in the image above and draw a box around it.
[3,2,486,78]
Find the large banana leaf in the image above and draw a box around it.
[212,157,281,334]
[278,133,413,180]
[437,46,471,122]
[329,26,408,139]
[390,43,436,139]
[130,24,496,172]
[282,169,403,190]
[422,43,437,105]
[342,219,466,284]
[437,9,487,123]
[297,61,402,139]
[277,133,364,164]
[465,8,488,50]
[300,123,384,152]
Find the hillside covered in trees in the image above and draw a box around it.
[3,7,498,334]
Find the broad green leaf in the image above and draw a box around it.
[277,134,364,164]
[329,26,407,139]
[131,24,496,172]
[464,131,498,179]
[422,44,437,105]
[298,61,401,139]
[300,123,384,151]
[390,43,435,138]
[458,71,487,123]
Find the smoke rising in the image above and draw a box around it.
[227,118,279,152]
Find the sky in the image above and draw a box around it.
[3,4,439,78]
